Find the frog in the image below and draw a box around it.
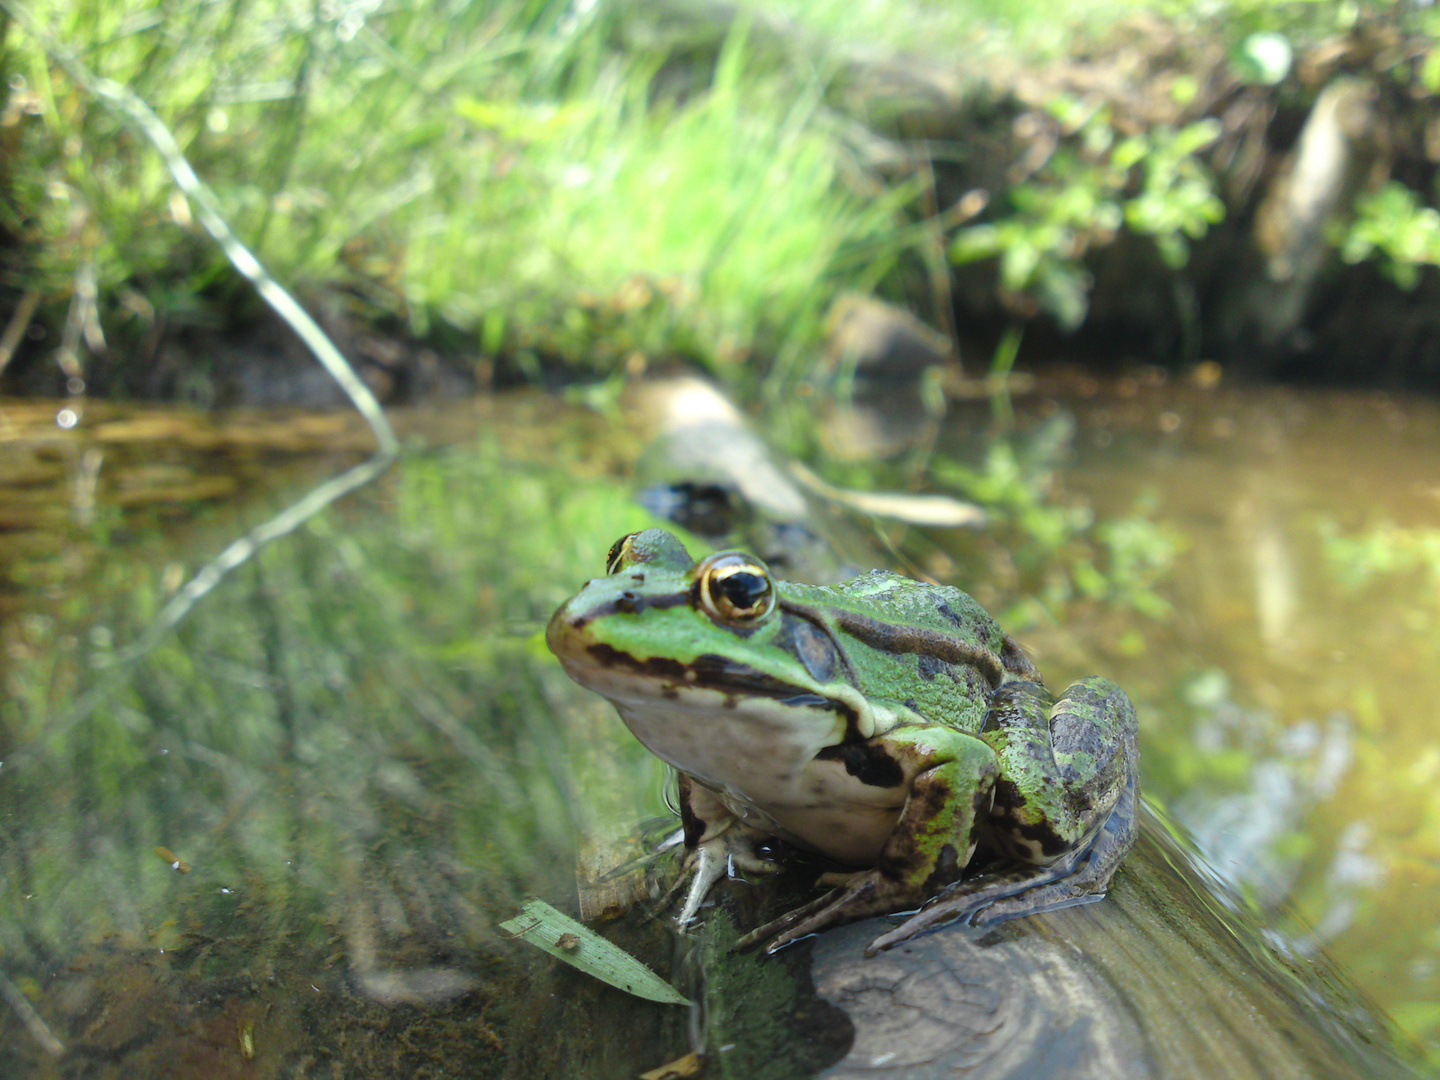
[546,528,1139,956]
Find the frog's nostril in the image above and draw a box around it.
[617,591,641,613]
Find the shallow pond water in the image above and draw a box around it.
[0,378,1437,1075]
[0,394,692,1078]
[950,374,1440,1064]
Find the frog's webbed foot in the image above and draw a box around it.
[866,768,1140,954]
[674,827,781,928]
[862,862,1080,954]
[736,869,918,955]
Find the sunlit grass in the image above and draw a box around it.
[3,0,922,394]
[755,0,1159,59]
[398,27,915,390]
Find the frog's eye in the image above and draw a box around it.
[694,552,776,626]
[606,533,641,575]
[607,529,696,576]
[606,529,694,574]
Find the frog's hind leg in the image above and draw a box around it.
[860,676,1140,955]
[973,759,1138,921]
[982,675,1137,866]
[864,764,1138,954]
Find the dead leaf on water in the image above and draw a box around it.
[154,847,191,873]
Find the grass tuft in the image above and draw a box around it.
[2,0,919,394]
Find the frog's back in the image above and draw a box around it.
[783,571,1038,735]
[833,570,1009,643]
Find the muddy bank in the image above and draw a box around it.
[910,15,1440,386]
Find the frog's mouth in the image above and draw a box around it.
[549,639,863,738]
[578,643,848,710]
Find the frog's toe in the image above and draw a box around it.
[675,833,784,926]
[732,852,784,876]
[864,897,982,954]
[735,889,842,951]
[967,877,1105,926]
[676,846,732,927]
[742,872,918,954]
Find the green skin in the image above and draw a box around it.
[546,529,1139,955]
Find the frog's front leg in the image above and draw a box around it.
[675,774,780,927]
[869,676,1139,951]
[739,725,1000,954]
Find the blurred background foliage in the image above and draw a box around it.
[4,0,1440,402]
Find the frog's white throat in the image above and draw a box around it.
[567,661,864,776]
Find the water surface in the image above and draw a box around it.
[948,376,1440,1063]
[1,379,1437,1074]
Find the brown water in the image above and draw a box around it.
[1,379,1438,1074]
[963,374,1440,1063]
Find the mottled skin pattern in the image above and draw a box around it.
[546,529,1139,955]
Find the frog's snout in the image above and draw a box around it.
[545,601,584,656]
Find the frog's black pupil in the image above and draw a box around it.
[719,570,769,613]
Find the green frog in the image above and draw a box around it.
[546,529,1138,955]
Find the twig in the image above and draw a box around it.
[916,142,961,370]
[0,969,65,1057]
[0,286,40,375]
[55,266,85,383]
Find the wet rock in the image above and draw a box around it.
[820,295,953,460]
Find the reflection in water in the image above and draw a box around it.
[1249,496,1298,651]
[961,378,1440,1065]
[1175,701,1353,909]
[0,420,687,1077]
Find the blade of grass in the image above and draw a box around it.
[499,899,692,1007]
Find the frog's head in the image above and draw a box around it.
[546,529,871,764]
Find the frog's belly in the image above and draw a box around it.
[610,691,907,866]
[720,794,902,866]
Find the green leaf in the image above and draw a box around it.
[499,899,692,1006]
[948,224,1003,265]
[1231,32,1292,86]
[1173,118,1223,157]
[1232,33,1290,87]
[1423,49,1440,95]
